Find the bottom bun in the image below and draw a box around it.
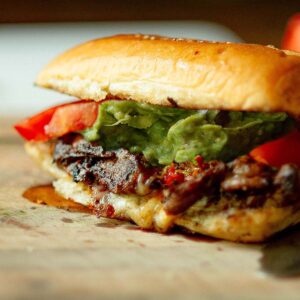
[25,141,300,243]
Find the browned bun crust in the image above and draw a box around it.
[36,34,300,115]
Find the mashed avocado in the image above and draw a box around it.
[82,100,294,165]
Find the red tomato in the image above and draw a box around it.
[45,101,98,138]
[14,105,59,141]
[250,130,300,168]
[282,13,300,51]
[14,100,98,141]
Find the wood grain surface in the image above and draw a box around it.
[1,118,300,300]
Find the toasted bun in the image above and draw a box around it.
[25,141,300,243]
[36,34,300,115]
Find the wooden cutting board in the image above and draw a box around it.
[1,118,300,300]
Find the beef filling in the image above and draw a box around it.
[53,134,159,194]
[163,161,226,214]
[53,134,300,215]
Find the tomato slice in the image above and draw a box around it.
[45,101,98,138]
[14,105,59,141]
[282,13,300,51]
[250,130,300,168]
[14,100,98,141]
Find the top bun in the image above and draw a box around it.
[37,34,300,115]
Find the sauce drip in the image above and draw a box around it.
[23,184,92,214]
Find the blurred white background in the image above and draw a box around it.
[0,21,241,117]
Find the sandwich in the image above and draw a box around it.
[14,34,300,242]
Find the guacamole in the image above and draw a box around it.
[82,100,294,165]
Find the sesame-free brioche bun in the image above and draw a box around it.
[36,34,300,115]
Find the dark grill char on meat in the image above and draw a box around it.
[53,135,300,215]
[53,134,159,194]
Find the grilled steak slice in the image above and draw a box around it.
[163,161,226,214]
[52,135,300,215]
[54,135,158,194]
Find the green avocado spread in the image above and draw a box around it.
[82,100,294,165]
